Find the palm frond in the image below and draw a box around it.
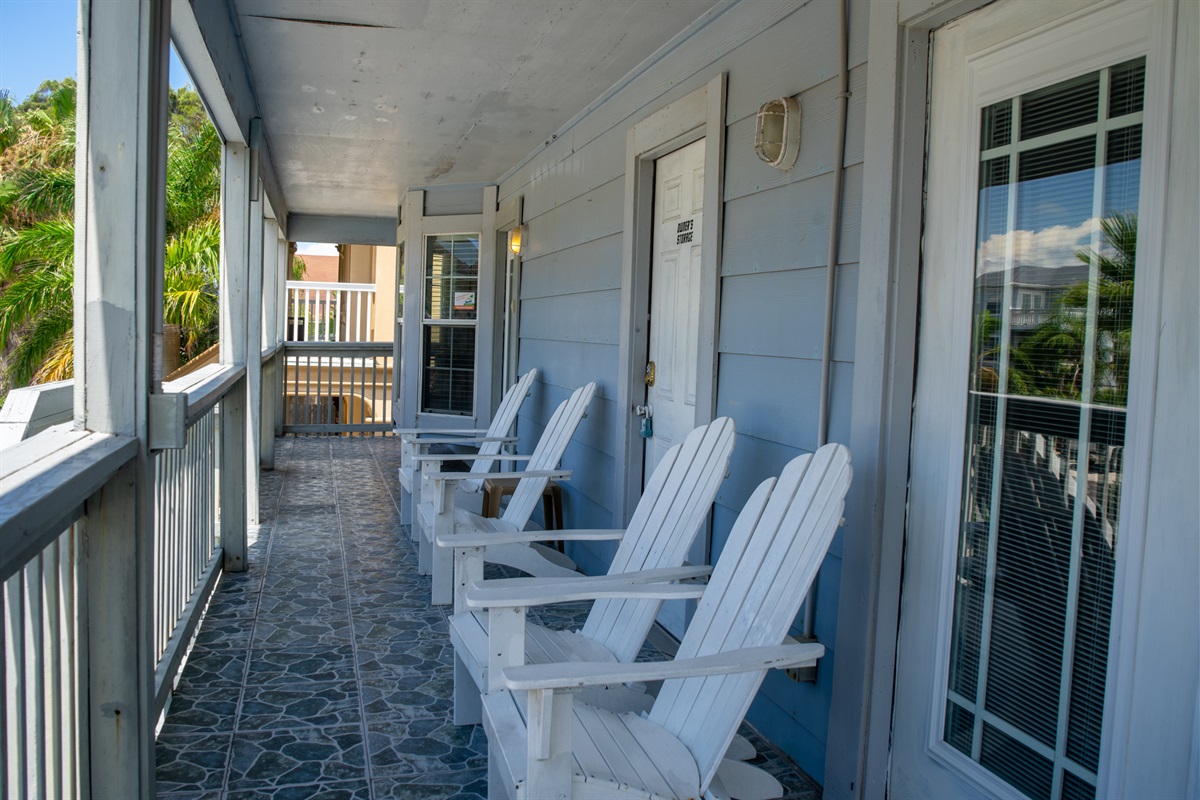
[4,303,73,387]
[0,260,73,342]
[31,328,74,384]
[5,165,74,217]
[0,216,74,280]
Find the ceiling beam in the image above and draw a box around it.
[287,214,398,246]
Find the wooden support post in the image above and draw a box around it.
[74,0,170,794]
[260,219,279,470]
[220,379,247,571]
[219,141,251,570]
[276,242,292,436]
[82,462,151,798]
[245,170,264,525]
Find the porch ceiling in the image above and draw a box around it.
[227,0,723,220]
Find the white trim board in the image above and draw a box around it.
[614,73,726,527]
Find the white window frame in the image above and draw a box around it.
[894,3,1176,799]
[397,190,498,429]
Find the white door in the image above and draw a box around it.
[646,137,705,637]
[891,2,1170,798]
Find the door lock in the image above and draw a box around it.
[633,403,654,439]
[644,361,656,387]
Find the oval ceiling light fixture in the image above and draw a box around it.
[754,97,801,170]
[508,224,524,255]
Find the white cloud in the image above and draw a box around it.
[296,242,338,256]
[977,218,1098,273]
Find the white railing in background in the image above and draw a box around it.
[3,523,83,800]
[283,342,394,434]
[286,281,376,343]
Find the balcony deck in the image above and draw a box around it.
[154,435,821,799]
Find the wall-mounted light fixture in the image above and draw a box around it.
[754,97,801,171]
[508,224,524,255]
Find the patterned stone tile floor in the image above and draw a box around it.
[156,435,821,799]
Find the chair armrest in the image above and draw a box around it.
[437,528,625,549]
[407,435,517,447]
[503,642,825,691]
[472,564,710,590]
[413,452,531,464]
[397,427,489,437]
[465,566,710,610]
[426,468,571,483]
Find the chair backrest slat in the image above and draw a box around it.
[501,382,597,527]
[582,418,736,660]
[469,368,538,476]
[648,444,852,791]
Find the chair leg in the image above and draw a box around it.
[454,653,483,726]
[417,527,431,574]
[489,740,509,799]
[431,540,453,605]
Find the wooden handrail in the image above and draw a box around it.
[163,363,248,427]
[0,425,138,582]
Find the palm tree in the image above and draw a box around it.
[1009,213,1137,405]
[0,82,223,398]
[1069,212,1136,405]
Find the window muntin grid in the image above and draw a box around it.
[945,57,1144,800]
[422,233,478,415]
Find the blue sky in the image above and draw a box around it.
[1,0,190,102]
[1,0,333,253]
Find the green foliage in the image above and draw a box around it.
[0,92,19,154]
[0,222,74,386]
[978,213,1137,406]
[164,218,222,357]
[18,78,77,114]
[168,87,210,141]
[0,77,224,394]
[165,87,221,238]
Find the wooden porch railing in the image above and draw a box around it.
[0,365,245,797]
[283,342,394,434]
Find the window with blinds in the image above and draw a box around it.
[422,233,478,415]
[945,57,1144,800]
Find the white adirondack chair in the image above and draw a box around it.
[481,443,853,800]
[446,417,737,726]
[397,368,538,536]
[417,382,597,605]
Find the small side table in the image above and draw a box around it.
[481,478,564,547]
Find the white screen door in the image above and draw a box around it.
[646,137,705,637]
[891,2,1167,798]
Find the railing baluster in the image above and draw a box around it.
[61,526,77,799]
[4,573,23,800]
[24,557,44,799]
[364,290,373,345]
[333,289,341,343]
[279,342,394,435]
[42,541,61,800]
